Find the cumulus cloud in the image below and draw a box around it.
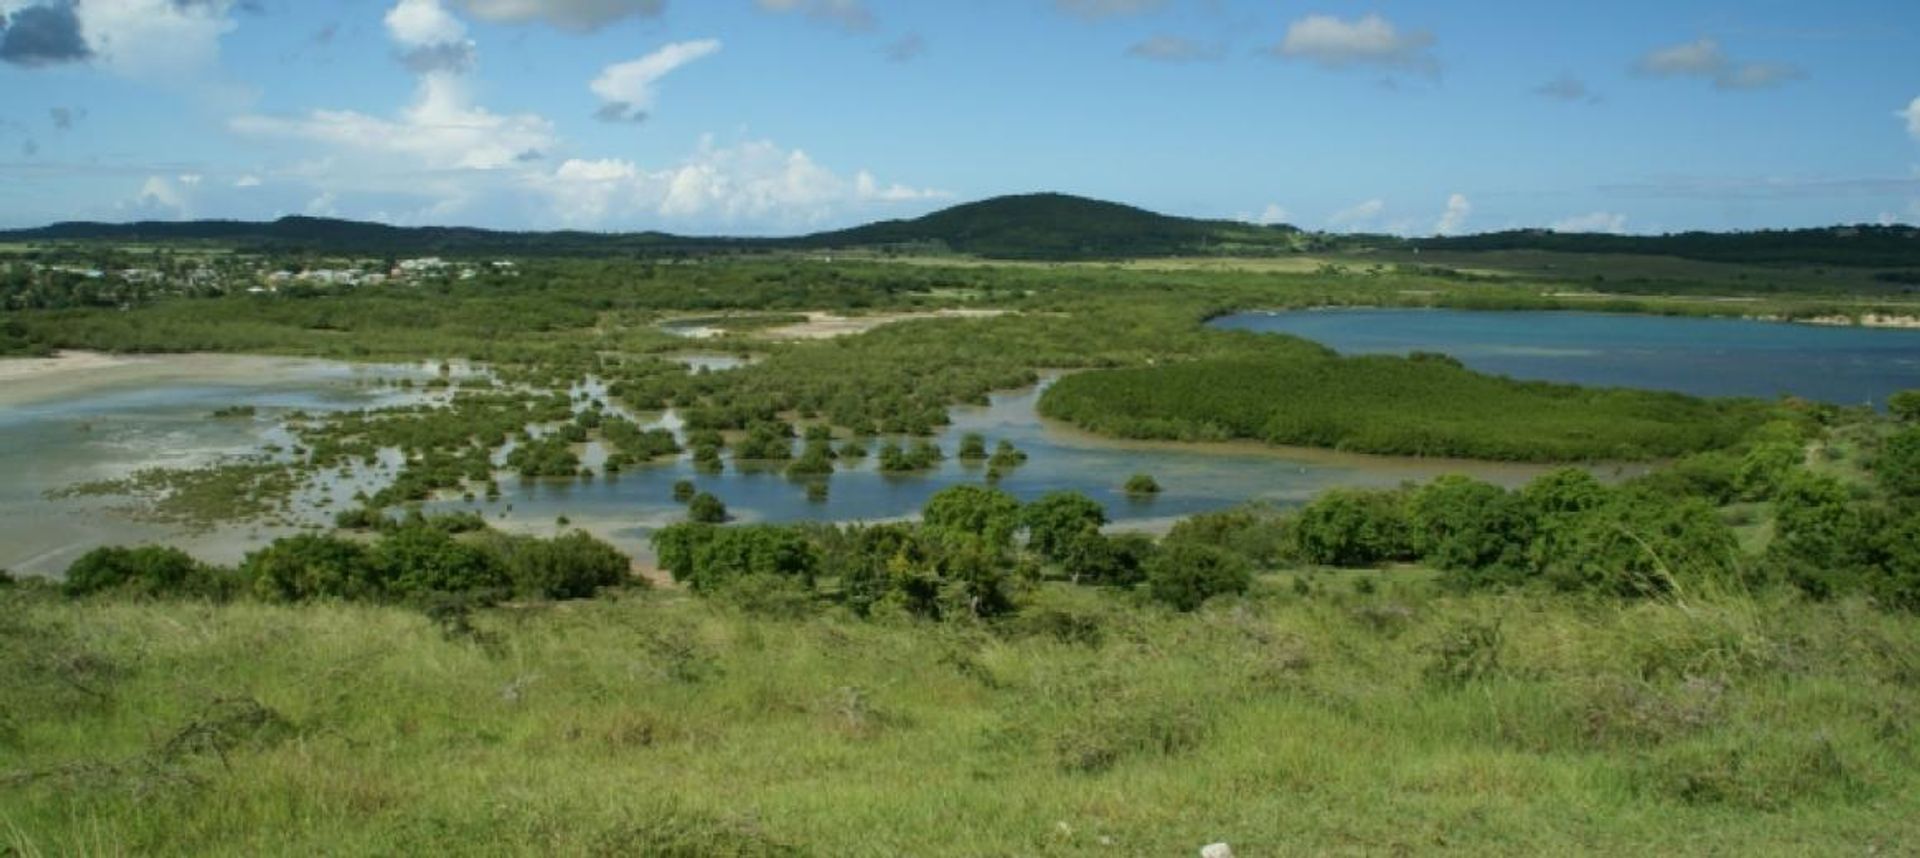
[0,0,91,67]
[1126,35,1222,63]
[590,39,720,123]
[1551,212,1629,234]
[234,174,262,188]
[1055,0,1164,20]
[527,136,945,230]
[73,0,242,76]
[1328,198,1385,229]
[386,0,473,73]
[1434,193,1470,236]
[1634,38,1804,91]
[125,175,191,218]
[1273,13,1436,75]
[450,0,663,32]
[1902,96,1920,141]
[754,0,874,32]
[1245,203,1290,226]
[1534,74,1599,104]
[231,74,558,172]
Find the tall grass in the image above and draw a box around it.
[2,578,1915,855]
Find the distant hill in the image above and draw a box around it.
[0,194,1300,261]
[6,196,1916,267]
[1413,226,1920,268]
[798,192,1300,259]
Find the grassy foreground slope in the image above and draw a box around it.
[3,581,1916,856]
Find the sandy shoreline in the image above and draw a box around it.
[0,350,145,384]
[759,309,1008,340]
[1785,313,1920,330]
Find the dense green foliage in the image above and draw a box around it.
[62,545,229,600]
[804,192,1301,259]
[1415,224,1920,268]
[1040,350,1774,461]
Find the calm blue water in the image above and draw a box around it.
[1212,309,1920,405]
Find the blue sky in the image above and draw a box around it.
[1,0,1917,235]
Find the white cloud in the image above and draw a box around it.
[450,0,664,32]
[1901,96,1920,141]
[1274,13,1436,75]
[1551,212,1629,234]
[385,0,475,73]
[754,0,874,32]
[528,136,946,230]
[1434,193,1470,236]
[1250,203,1290,226]
[231,74,557,172]
[125,175,190,218]
[73,0,240,77]
[386,0,467,48]
[234,174,262,188]
[1328,198,1385,229]
[1635,38,1803,91]
[305,191,339,217]
[590,39,721,123]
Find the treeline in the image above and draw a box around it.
[1260,417,1920,607]
[1413,225,1920,268]
[59,515,631,608]
[1039,350,1776,462]
[652,485,1244,619]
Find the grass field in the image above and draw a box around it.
[3,574,1915,856]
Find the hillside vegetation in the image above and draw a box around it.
[1038,349,1776,461]
[801,192,1302,259]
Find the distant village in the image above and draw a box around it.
[0,253,520,309]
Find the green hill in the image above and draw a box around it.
[0,194,1300,261]
[800,192,1301,259]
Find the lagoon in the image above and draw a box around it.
[0,353,1581,576]
[1211,308,1920,406]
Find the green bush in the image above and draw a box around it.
[1292,488,1413,567]
[1875,428,1920,497]
[652,524,819,595]
[63,545,231,600]
[1019,491,1107,562]
[1888,389,1920,422]
[1144,541,1251,611]
[1123,474,1161,495]
[370,526,510,601]
[1408,477,1536,587]
[688,492,729,523]
[483,530,632,599]
[921,485,1022,550]
[243,534,378,602]
[1541,488,1739,598]
[1054,531,1155,587]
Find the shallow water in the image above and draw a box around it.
[0,355,446,575]
[1212,308,1920,406]
[0,354,1576,576]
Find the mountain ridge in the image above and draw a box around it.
[3,192,1914,265]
